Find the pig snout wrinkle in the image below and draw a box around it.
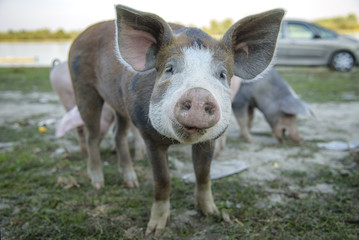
[174,88,220,132]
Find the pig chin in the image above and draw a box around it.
[171,121,208,144]
[173,121,229,144]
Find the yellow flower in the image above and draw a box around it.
[38,126,47,133]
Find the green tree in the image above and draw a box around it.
[315,13,359,32]
[202,18,234,36]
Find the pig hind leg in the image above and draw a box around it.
[75,85,105,189]
[50,65,88,156]
[213,133,226,158]
[131,125,146,161]
[247,106,255,130]
[113,114,139,187]
[76,127,88,156]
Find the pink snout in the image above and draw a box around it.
[174,87,220,132]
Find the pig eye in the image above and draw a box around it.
[165,64,174,74]
[219,70,227,80]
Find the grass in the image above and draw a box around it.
[0,67,52,93]
[1,66,359,239]
[277,66,359,102]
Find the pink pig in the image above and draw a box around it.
[50,60,145,160]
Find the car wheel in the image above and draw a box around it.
[330,51,354,72]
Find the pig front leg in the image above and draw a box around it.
[145,143,171,236]
[233,104,253,143]
[272,115,301,143]
[192,141,219,215]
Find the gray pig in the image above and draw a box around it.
[232,68,313,143]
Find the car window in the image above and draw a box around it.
[312,24,337,39]
[278,25,285,39]
[287,23,314,39]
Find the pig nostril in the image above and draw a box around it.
[204,103,215,115]
[181,101,192,111]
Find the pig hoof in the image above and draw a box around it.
[195,188,219,216]
[145,201,170,236]
[290,135,302,143]
[239,135,253,143]
[199,201,219,216]
[93,182,104,190]
[122,170,139,188]
[124,179,139,188]
[80,146,88,157]
[134,151,145,161]
[145,223,166,237]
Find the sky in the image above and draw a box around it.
[0,0,358,32]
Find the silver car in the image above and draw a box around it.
[275,19,359,71]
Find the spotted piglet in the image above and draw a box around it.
[68,5,284,235]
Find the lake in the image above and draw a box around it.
[0,41,72,67]
[1,33,359,67]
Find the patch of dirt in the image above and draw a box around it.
[223,102,359,181]
[0,91,64,124]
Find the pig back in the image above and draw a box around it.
[254,68,312,117]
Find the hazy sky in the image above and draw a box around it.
[0,0,358,32]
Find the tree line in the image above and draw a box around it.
[1,13,358,41]
[202,13,359,36]
[314,14,359,32]
[0,29,79,41]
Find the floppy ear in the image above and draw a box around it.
[222,9,285,80]
[115,5,174,71]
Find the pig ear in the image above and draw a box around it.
[222,9,285,80]
[115,5,174,71]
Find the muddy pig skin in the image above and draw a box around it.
[68,4,284,236]
[50,60,146,160]
[232,67,313,143]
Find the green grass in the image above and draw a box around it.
[0,67,52,93]
[1,138,358,239]
[277,66,359,102]
[1,66,358,102]
[1,66,359,239]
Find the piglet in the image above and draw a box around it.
[68,5,284,235]
[232,67,313,143]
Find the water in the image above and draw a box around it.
[0,32,358,68]
[0,41,72,67]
